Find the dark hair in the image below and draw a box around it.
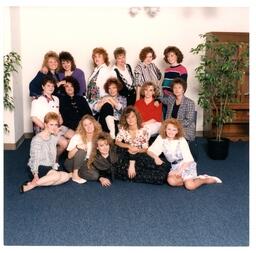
[172,77,187,93]
[63,76,80,95]
[139,47,156,61]
[59,51,76,71]
[92,47,110,66]
[163,46,184,64]
[119,106,142,130]
[113,47,126,59]
[42,77,57,87]
[104,77,123,93]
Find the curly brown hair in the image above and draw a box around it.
[139,47,156,61]
[119,106,142,130]
[113,47,126,59]
[140,81,159,98]
[104,77,123,93]
[76,114,102,144]
[92,47,110,67]
[159,118,184,139]
[163,46,184,64]
[87,132,113,169]
[42,51,60,71]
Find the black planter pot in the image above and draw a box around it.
[207,137,230,160]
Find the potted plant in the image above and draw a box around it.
[191,33,249,159]
[3,51,21,132]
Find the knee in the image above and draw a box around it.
[184,180,196,191]
[167,175,180,186]
[58,137,68,149]
[100,103,113,115]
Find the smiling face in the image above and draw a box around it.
[64,82,75,96]
[143,52,153,65]
[167,52,178,66]
[144,85,155,99]
[47,57,58,71]
[166,123,178,139]
[173,83,185,97]
[108,83,118,97]
[82,118,95,134]
[93,53,105,66]
[61,60,72,71]
[126,111,137,127]
[97,139,110,156]
[116,54,126,67]
[42,81,55,96]
[45,119,59,135]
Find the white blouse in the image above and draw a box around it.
[148,136,194,163]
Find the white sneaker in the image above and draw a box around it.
[72,178,87,184]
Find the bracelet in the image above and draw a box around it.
[76,145,80,150]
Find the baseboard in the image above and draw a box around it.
[4,132,33,150]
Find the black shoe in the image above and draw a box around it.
[19,181,29,194]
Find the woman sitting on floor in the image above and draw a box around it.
[115,106,170,184]
[64,114,102,184]
[147,118,222,190]
[20,112,72,193]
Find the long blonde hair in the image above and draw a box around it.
[87,132,113,170]
[76,114,102,144]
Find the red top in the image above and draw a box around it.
[135,99,162,122]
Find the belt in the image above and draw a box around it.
[171,159,183,165]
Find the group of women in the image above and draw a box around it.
[20,46,222,193]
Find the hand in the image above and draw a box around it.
[99,177,111,187]
[154,157,163,165]
[128,146,140,154]
[76,144,87,151]
[57,80,66,87]
[32,174,39,183]
[154,101,160,107]
[128,166,136,179]
[40,66,48,74]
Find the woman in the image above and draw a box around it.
[29,51,63,98]
[115,106,169,184]
[59,76,92,131]
[135,81,162,137]
[161,77,195,141]
[147,119,222,190]
[87,47,111,108]
[20,112,72,193]
[64,115,102,184]
[162,46,188,95]
[58,51,86,96]
[30,77,72,156]
[93,77,126,139]
[134,47,162,101]
[111,47,136,105]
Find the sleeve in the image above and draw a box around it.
[30,99,40,118]
[115,128,125,142]
[155,103,163,122]
[148,135,164,157]
[27,137,42,174]
[29,71,46,97]
[181,98,195,127]
[67,134,81,151]
[154,64,162,80]
[180,137,194,162]
[97,67,111,97]
[75,68,86,96]
[134,64,144,87]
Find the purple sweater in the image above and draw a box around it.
[58,68,86,96]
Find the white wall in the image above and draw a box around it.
[4,6,249,143]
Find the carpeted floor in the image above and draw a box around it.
[4,138,249,246]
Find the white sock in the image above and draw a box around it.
[106,115,116,139]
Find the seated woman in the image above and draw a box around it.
[115,106,169,184]
[93,77,126,139]
[161,77,195,141]
[134,46,162,101]
[111,47,136,106]
[147,118,222,190]
[59,76,92,131]
[58,51,86,96]
[20,112,72,193]
[64,115,101,184]
[31,77,73,157]
[135,81,162,137]
[29,50,63,98]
